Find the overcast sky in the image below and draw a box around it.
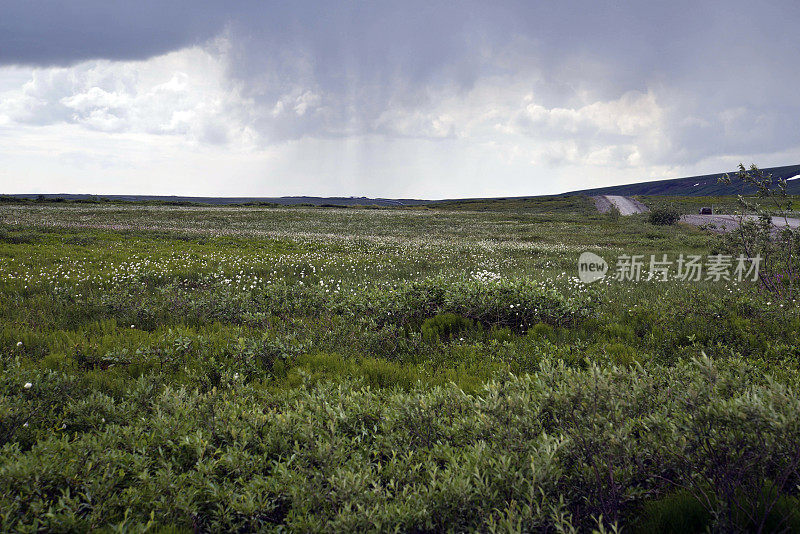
[1,1,798,198]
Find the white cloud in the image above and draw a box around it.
[513,90,663,139]
[0,30,798,198]
[271,89,323,118]
[0,39,257,146]
[365,80,668,174]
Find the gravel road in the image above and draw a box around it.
[681,214,800,232]
[593,195,649,215]
[593,195,800,233]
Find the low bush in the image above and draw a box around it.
[648,207,680,226]
[527,322,555,341]
[2,197,799,532]
[342,278,592,332]
[420,313,474,343]
[0,228,38,244]
[717,163,800,300]
[1,355,798,532]
[632,490,711,534]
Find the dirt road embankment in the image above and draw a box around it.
[593,195,650,215]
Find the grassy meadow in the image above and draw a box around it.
[1,199,799,532]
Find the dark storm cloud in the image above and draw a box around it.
[0,1,760,87]
[5,1,798,99]
[237,0,800,161]
[0,1,228,65]
[3,0,800,167]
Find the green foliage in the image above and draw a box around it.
[600,323,636,343]
[648,207,680,226]
[601,342,640,366]
[0,201,798,531]
[341,277,591,332]
[607,204,621,222]
[632,491,711,533]
[0,227,38,244]
[527,322,555,341]
[718,162,800,299]
[429,194,595,214]
[1,357,799,531]
[634,485,800,533]
[420,313,474,343]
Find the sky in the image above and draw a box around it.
[1,1,799,199]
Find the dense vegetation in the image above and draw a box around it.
[647,208,680,226]
[1,200,798,532]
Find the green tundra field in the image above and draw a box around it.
[1,199,799,532]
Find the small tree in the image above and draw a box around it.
[608,204,621,222]
[718,163,800,298]
[648,207,680,226]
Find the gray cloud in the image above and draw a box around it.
[1,1,799,196]
[0,1,226,65]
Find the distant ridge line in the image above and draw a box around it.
[564,163,800,197]
[4,163,800,205]
[1,194,430,207]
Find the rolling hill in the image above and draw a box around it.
[5,164,800,207]
[566,164,800,197]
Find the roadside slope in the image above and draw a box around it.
[593,195,649,215]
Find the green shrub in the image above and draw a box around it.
[648,207,680,226]
[1,356,799,531]
[420,313,475,343]
[527,322,555,341]
[341,277,591,331]
[600,323,635,343]
[633,488,800,534]
[717,163,800,300]
[633,490,711,534]
[0,227,38,244]
[602,342,640,366]
[2,194,800,532]
[488,325,514,343]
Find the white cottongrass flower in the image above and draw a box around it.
[17,341,23,347]
[24,382,32,389]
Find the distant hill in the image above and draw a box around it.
[566,164,800,197]
[1,194,429,207]
[5,164,800,207]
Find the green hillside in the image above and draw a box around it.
[568,164,800,196]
